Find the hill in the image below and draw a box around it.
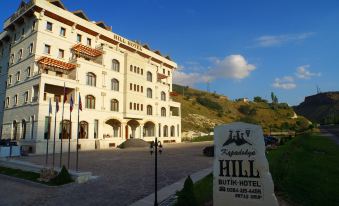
[172,84,310,134]
[294,92,339,124]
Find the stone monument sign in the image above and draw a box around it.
[213,122,278,206]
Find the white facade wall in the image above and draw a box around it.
[0,0,181,154]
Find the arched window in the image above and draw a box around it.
[163,125,168,137]
[161,91,166,101]
[111,99,119,112]
[86,72,96,86]
[111,78,119,91]
[59,120,71,139]
[170,126,175,137]
[147,105,152,115]
[85,95,95,109]
[130,65,133,71]
[112,59,120,72]
[147,88,152,98]
[147,71,152,82]
[21,119,26,139]
[12,120,18,140]
[79,121,88,139]
[161,107,166,117]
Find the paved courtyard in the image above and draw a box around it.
[0,142,213,206]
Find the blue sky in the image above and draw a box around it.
[1,0,339,105]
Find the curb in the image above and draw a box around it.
[130,167,212,206]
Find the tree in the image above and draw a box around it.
[253,96,268,103]
[271,92,278,104]
[176,176,197,206]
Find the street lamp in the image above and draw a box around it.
[150,137,162,206]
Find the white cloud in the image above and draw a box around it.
[173,71,212,86]
[255,32,314,47]
[272,76,296,90]
[209,55,256,79]
[173,55,256,86]
[296,65,321,79]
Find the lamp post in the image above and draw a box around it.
[150,137,162,206]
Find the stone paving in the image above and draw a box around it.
[0,142,213,206]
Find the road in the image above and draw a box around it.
[0,142,213,206]
[320,125,339,145]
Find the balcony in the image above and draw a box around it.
[71,44,103,65]
[43,84,75,104]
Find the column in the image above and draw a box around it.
[140,124,144,139]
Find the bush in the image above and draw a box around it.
[176,176,197,206]
[50,166,73,185]
[253,96,268,103]
[238,105,256,115]
[196,97,222,111]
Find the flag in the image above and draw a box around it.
[70,95,74,112]
[49,98,52,114]
[63,83,67,103]
[78,93,82,111]
[56,98,59,112]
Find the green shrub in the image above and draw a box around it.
[51,166,73,185]
[196,97,222,111]
[176,176,197,206]
[238,105,256,115]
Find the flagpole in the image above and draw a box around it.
[45,99,51,166]
[60,82,66,168]
[76,93,80,171]
[67,95,72,169]
[52,99,58,169]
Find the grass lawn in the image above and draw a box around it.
[0,166,73,186]
[179,133,339,206]
[191,135,213,142]
[267,133,339,206]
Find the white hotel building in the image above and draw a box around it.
[0,0,181,154]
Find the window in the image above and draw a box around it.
[18,49,23,60]
[12,121,18,140]
[112,59,120,72]
[8,75,12,85]
[134,103,136,110]
[87,38,91,46]
[141,104,143,111]
[28,43,33,54]
[24,91,29,103]
[44,44,51,54]
[77,34,82,42]
[21,119,27,139]
[94,120,98,139]
[5,97,9,108]
[130,65,133,71]
[137,67,140,74]
[46,21,53,31]
[130,102,132,110]
[44,117,51,139]
[163,69,165,74]
[16,71,20,82]
[134,66,136,73]
[59,120,71,139]
[147,71,152,82]
[111,99,119,112]
[134,84,136,91]
[137,85,139,92]
[161,91,166,101]
[60,27,66,36]
[14,94,18,106]
[85,95,95,109]
[27,67,31,77]
[141,86,143,93]
[86,72,96,86]
[147,88,152,98]
[168,71,171,76]
[163,125,168,137]
[161,107,166,117]
[111,79,119,91]
[130,83,132,90]
[141,69,143,75]
[10,54,14,64]
[170,126,175,137]
[58,49,64,58]
[31,115,35,139]
[32,20,36,32]
[147,105,152,115]
[79,121,89,139]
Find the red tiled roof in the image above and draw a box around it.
[72,44,103,57]
[37,56,76,70]
[157,73,168,80]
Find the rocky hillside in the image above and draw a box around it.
[172,84,310,134]
[294,92,339,124]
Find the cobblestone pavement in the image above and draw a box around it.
[0,142,213,206]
